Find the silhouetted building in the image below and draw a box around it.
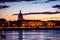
[0,18,6,22]
[0,18,7,27]
[18,10,23,21]
[0,10,60,28]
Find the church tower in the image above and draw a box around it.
[18,10,23,21]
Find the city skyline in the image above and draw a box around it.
[0,0,60,21]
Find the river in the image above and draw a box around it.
[0,30,60,40]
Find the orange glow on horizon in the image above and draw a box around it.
[0,13,60,21]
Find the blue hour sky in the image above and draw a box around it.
[0,0,60,21]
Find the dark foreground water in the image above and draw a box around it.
[0,30,60,40]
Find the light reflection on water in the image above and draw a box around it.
[0,31,2,40]
[3,30,60,40]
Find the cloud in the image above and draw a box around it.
[21,0,35,1]
[31,0,59,4]
[0,0,58,3]
[45,0,57,3]
[0,5,10,9]
[52,5,60,8]
[0,0,35,2]
[31,1,44,4]
[0,0,19,2]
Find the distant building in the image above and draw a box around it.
[0,18,6,22]
[0,18,7,27]
[18,10,23,21]
[0,10,60,28]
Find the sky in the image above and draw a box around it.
[0,0,60,21]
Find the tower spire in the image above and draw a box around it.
[18,10,23,21]
[20,10,21,14]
